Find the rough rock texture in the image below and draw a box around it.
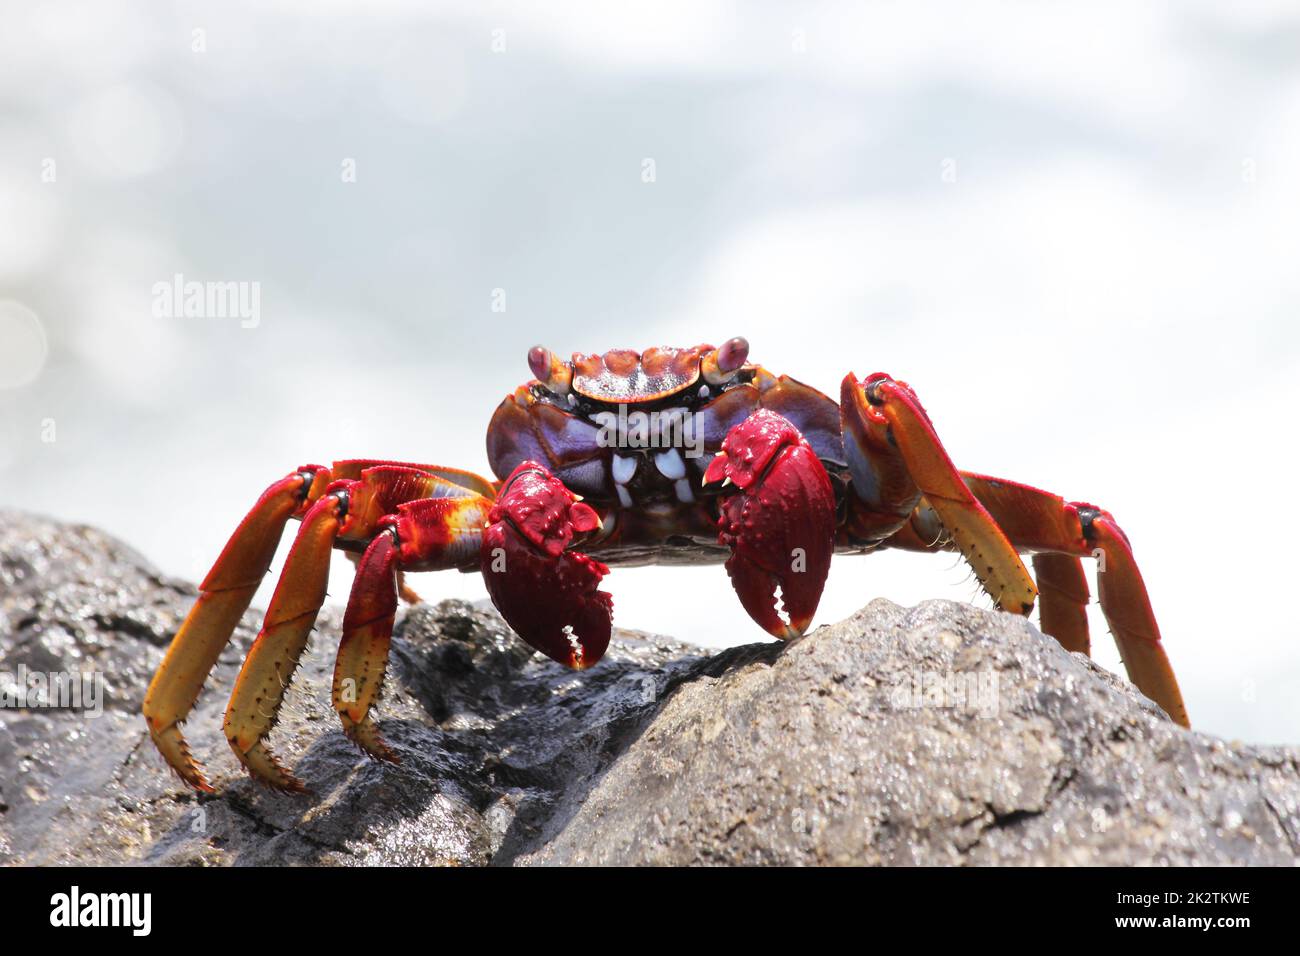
[1,510,1298,866]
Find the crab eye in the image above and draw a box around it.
[702,336,750,385]
[528,346,550,381]
[528,345,573,395]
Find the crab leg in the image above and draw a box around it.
[334,532,400,762]
[885,472,1187,726]
[222,466,476,791]
[334,493,491,761]
[142,465,331,792]
[222,491,344,790]
[962,474,1188,727]
[841,373,1038,615]
[1031,553,1091,656]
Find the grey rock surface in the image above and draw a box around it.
[1,510,1297,865]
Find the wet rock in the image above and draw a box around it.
[1,510,1297,865]
[0,511,707,866]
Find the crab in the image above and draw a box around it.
[143,338,1189,792]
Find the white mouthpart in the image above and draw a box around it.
[674,478,695,503]
[616,484,634,508]
[612,454,637,485]
[654,448,687,480]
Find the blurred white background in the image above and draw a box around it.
[2,1,1297,742]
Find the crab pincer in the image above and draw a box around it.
[705,409,836,640]
[480,461,613,669]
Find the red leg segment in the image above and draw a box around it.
[333,492,492,760]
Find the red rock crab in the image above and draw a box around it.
[143,338,1188,792]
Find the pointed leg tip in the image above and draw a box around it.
[234,739,308,794]
[171,763,215,794]
[273,773,309,794]
[249,771,309,795]
[341,713,401,765]
[150,723,217,793]
[347,734,397,763]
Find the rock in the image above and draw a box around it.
[0,511,706,866]
[1,510,1297,865]
[523,603,1300,865]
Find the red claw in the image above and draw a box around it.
[707,410,836,640]
[480,462,612,669]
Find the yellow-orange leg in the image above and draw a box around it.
[221,466,483,791]
[841,373,1038,615]
[334,531,400,762]
[1032,553,1091,656]
[142,465,332,792]
[221,491,343,791]
[891,472,1189,728]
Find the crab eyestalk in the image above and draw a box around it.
[528,345,573,395]
[701,336,749,385]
